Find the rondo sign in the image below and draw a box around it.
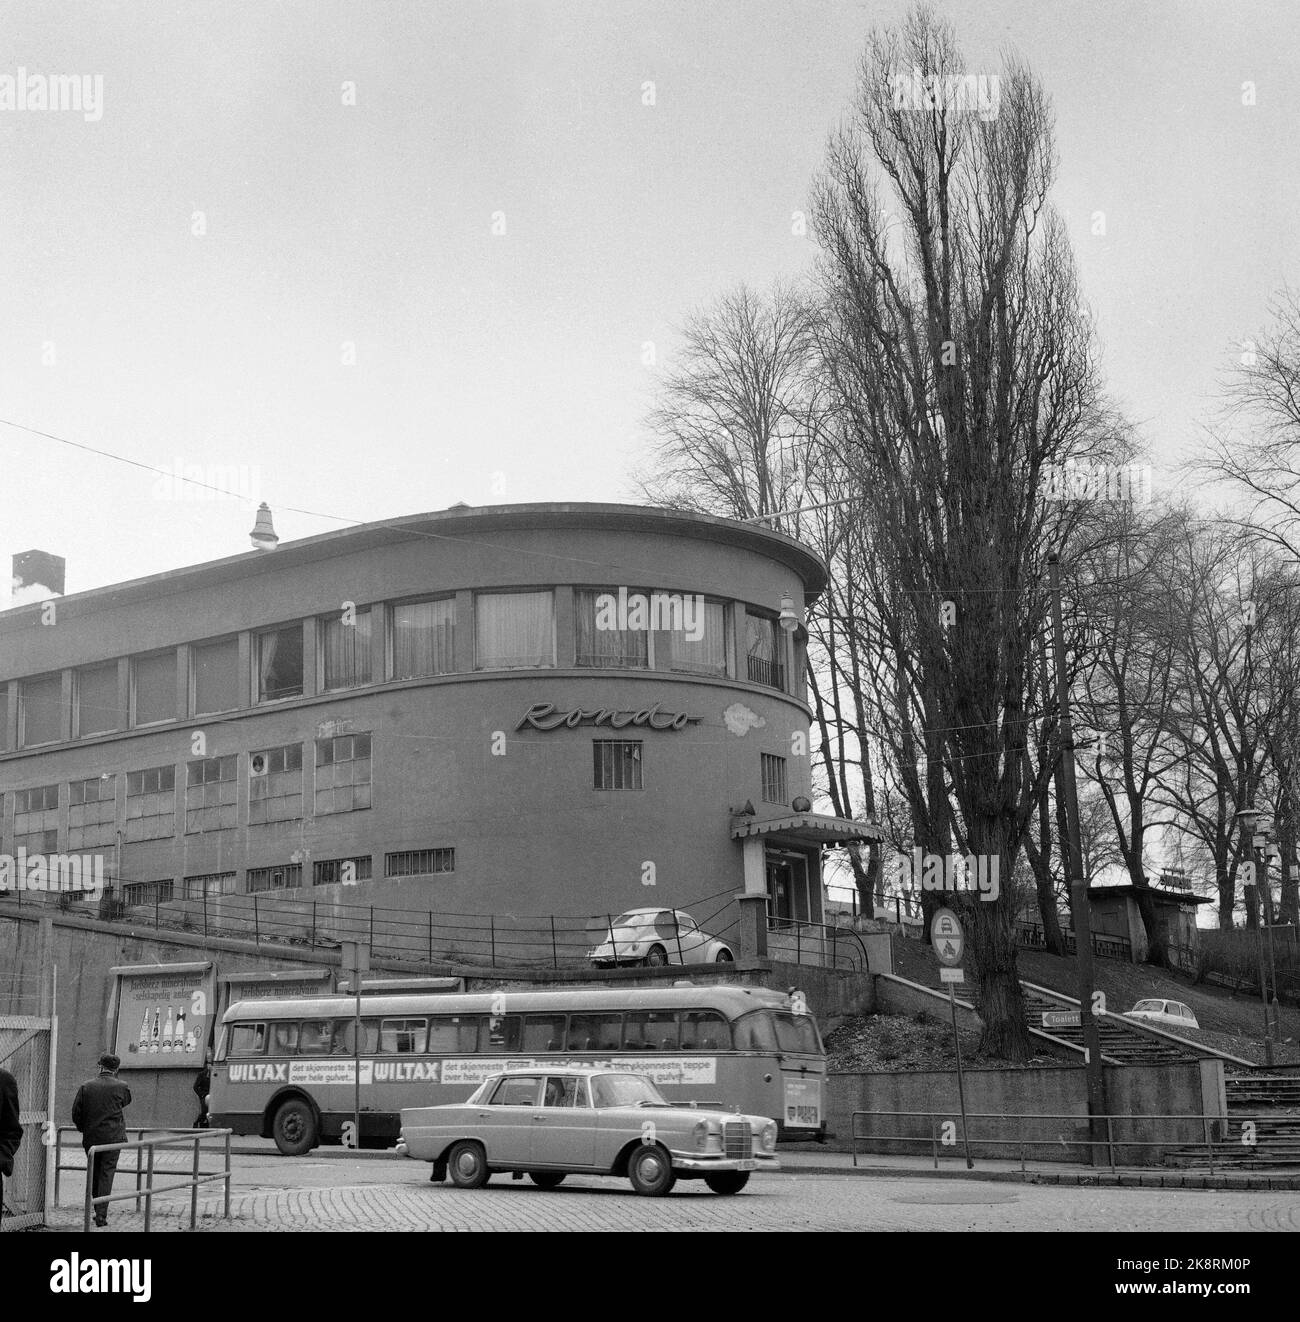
[930,907,964,967]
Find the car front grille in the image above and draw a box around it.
[723,1121,752,1160]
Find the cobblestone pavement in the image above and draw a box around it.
[50,1152,1300,1232]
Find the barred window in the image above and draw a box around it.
[122,880,174,907]
[125,765,176,842]
[183,871,236,899]
[593,740,643,790]
[69,774,117,850]
[248,744,303,824]
[15,784,59,853]
[315,732,372,815]
[761,753,788,805]
[246,864,303,893]
[185,755,238,834]
[312,856,373,886]
[384,849,454,878]
[746,612,785,690]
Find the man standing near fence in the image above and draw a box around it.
[71,1053,132,1228]
[0,1065,22,1226]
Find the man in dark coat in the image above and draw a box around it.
[71,1053,132,1227]
[0,1065,23,1225]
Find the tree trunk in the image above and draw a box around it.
[966,865,1032,1061]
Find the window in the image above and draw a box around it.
[426,1016,479,1053]
[69,775,117,849]
[485,1015,522,1052]
[131,651,176,726]
[542,1076,582,1107]
[312,856,372,886]
[320,609,372,690]
[475,591,554,669]
[76,661,121,737]
[334,1020,380,1055]
[257,625,304,702]
[315,732,372,815]
[298,1020,336,1055]
[593,740,643,790]
[392,598,456,679]
[271,1022,300,1054]
[185,755,237,833]
[591,1074,666,1108]
[380,1019,428,1054]
[125,765,176,842]
[122,880,174,907]
[246,864,303,893]
[248,743,303,824]
[746,612,785,689]
[183,871,236,899]
[521,1014,568,1052]
[193,638,240,715]
[20,673,62,746]
[14,784,59,853]
[761,753,788,805]
[228,1024,266,1056]
[624,1011,680,1051]
[489,1076,540,1107]
[670,598,728,676]
[680,1010,731,1051]
[567,1013,623,1052]
[574,589,650,668]
[384,848,453,877]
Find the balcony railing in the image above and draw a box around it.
[746,655,786,690]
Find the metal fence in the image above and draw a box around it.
[0,1012,55,1231]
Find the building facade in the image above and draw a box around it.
[0,504,877,954]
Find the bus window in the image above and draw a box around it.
[522,1014,567,1052]
[380,1018,428,1053]
[228,1023,266,1056]
[271,1022,300,1054]
[335,1019,379,1055]
[298,1020,335,1055]
[732,1011,779,1052]
[485,1014,521,1052]
[681,1011,731,1051]
[566,1013,622,1051]
[427,1015,478,1053]
[625,1011,679,1051]
[771,1012,822,1054]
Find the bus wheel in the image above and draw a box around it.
[714,948,734,962]
[627,1144,676,1196]
[529,1171,566,1190]
[704,1171,751,1195]
[271,1098,318,1156]
[447,1141,491,1189]
[644,946,669,968]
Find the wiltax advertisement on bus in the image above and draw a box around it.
[224,1055,720,1087]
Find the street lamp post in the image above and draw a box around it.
[1236,807,1274,1066]
[1263,840,1283,1044]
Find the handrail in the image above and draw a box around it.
[69,1128,233,1232]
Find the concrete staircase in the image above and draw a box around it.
[1164,1074,1300,1168]
[1017,984,1193,1066]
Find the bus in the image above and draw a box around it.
[210,984,826,1154]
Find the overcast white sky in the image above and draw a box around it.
[2,0,1298,598]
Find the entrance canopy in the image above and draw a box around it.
[730,811,883,848]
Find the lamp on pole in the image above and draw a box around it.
[1235,806,1274,1066]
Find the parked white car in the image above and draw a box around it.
[587,908,734,968]
[1124,999,1200,1030]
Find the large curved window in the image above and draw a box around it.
[475,591,554,669]
[575,589,649,668]
[392,597,455,678]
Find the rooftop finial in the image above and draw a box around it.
[250,503,279,551]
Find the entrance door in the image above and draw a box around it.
[766,852,811,929]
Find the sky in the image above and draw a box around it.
[1,0,1298,597]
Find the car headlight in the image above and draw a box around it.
[693,1119,722,1153]
[759,1122,777,1153]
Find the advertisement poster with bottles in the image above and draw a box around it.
[110,961,216,1069]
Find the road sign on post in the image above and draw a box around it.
[930,908,973,1170]
[341,942,371,1151]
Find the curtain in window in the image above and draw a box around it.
[322,610,372,689]
[393,599,455,678]
[672,599,727,674]
[574,590,649,668]
[258,626,303,700]
[475,592,554,668]
[746,612,777,662]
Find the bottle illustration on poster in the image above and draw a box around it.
[162,1006,174,1052]
[150,1008,161,1053]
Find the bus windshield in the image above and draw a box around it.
[732,1009,822,1054]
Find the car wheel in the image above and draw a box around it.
[271,1098,318,1156]
[644,945,669,968]
[714,947,734,963]
[704,1171,751,1195]
[627,1144,676,1196]
[529,1171,566,1190]
[447,1141,491,1189]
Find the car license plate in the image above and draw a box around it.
[738,1159,756,1170]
